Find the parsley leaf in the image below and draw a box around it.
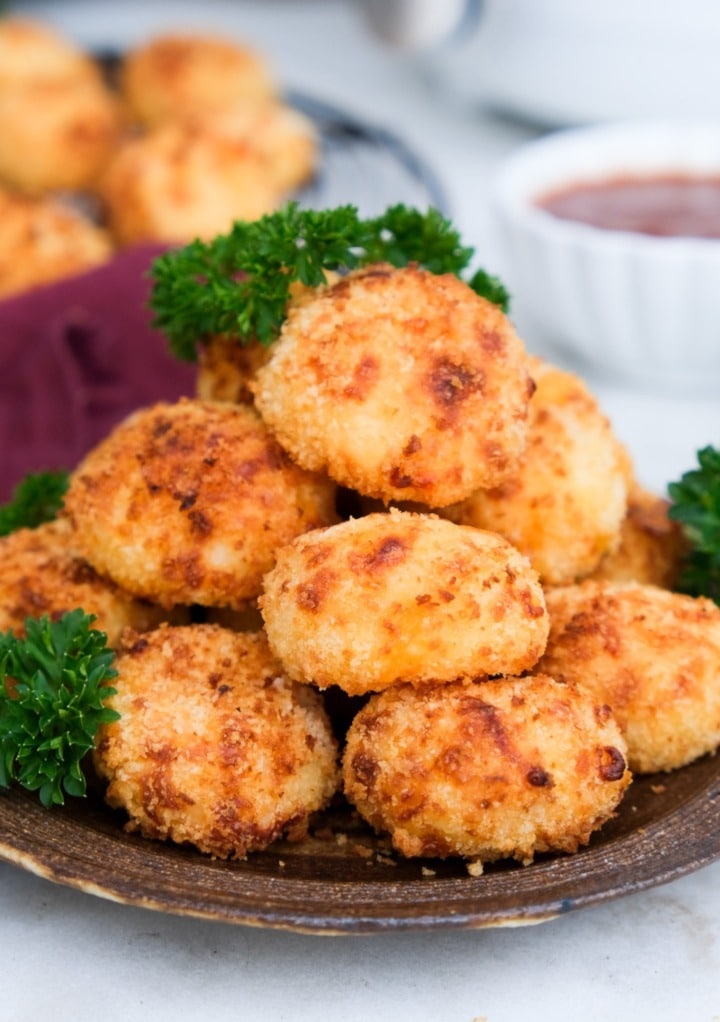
[149,202,510,361]
[0,470,69,537]
[0,610,119,807]
[667,445,720,604]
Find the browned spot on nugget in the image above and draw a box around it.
[350,751,378,788]
[526,766,553,788]
[598,745,627,781]
[403,435,422,456]
[389,466,414,489]
[343,355,379,400]
[296,568,336,612]
[357,536,409,573]
[426,358,484,409]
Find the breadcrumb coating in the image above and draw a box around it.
[260,509,548,695]
[0,187,111,298]
[445,359,629,584]
[342,675,630,862]
[63,399,337,609]
[120,32,277,128]
[0,77,123,195]
[253,264,534,507]
[0,17,102,88]
[588,485,687,589]
[99,120,279,245]
[538,581,720,773]
[94,625,339,858]
[0,519,170,646]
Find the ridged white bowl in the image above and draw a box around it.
[492,121,720,392]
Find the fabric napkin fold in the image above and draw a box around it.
[0,244,197,502]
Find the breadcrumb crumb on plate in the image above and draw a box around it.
[342,675,630,863]
[260,509,548,695]
[93,624,339,859]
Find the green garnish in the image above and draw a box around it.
[0,470,69,537]
[149,202,511,361]
[0,610,119,807]
[668,445,720,604]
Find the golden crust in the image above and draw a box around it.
[444,359,629,585]
[94,624,339,858]
[538,581,720,773]
[0,18,103,88]
[0,187,112,298]
[260,509,548,695]
[63,398,337,609]
[252,264,534,507]
[588,484,687,588]
[119,32,277,128]
[99,119,280,245]
[0,78,123,195]
[0,520,170,647]
[196,337,272,404]
[342,675,630,863]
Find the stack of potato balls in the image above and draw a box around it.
[0,17,317,297]
[4,260,720,869]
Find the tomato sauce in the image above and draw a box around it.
[536,173,720,238]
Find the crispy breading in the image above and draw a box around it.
[260,509,548,695]
[0,519,170,646]
[99,120,279,245]
[342,675,630,862]
[0,17,102,88]
[0,187,111,298]
[538,581,720,773]
[63,398,337,609]
[444,359,629,584]
[119,32,277,128]
[0,77,123,195]
[588,484,687,588]
[252,264,534,507]
[94,624,339,858]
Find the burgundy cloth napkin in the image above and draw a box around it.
[0,244,197,502]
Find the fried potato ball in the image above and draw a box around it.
[444,359,629,585]
[119,32,277,128]
[588,485,687,589]
[0,78,123,195]
[63,398,337,609]
[0,17,102,88]
[0,187,112,298]
[260,509,548,696]
[342,675,630,863]
[537,581,720,773]
[94,624,339,858]
[0,519,170,647]
[253,265,534,507]
[99,120,280,245]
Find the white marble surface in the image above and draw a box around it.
[4,2,720,1019]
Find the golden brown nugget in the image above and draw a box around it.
[342,675,630,863]
[0,520,169,647]
[445,359,629,585]
[99,120,279,245]
[0,188,111,298]
[0,17,102,88]
[588,485,687,589]
[260,510,548,695]
[94,625,339,858]
[253,264,534,507]
[63,398,337,609]
[538,581,720,773]
[0,78,123,195]
[120,32,277,128]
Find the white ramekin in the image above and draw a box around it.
[492,121,720,393]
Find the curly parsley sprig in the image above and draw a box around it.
[0,470,69,537]
[0,610,119,807]
[668,445,720,604]
[149,202,510,361]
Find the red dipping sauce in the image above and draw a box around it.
[536,173,720,238]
